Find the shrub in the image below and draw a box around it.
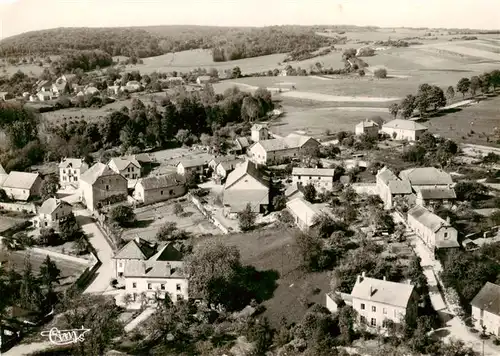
[109,205,135,227]
[374,68,388,79]
[238,203,256,231]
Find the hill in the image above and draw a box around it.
[0,25,337,61]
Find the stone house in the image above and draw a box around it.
[215,158,245,179]
[0,171,42,201]
[376,167,413,209]
[133,174,186,205]
[34,198,72,229]
[414,186,456,208]
[108,157,141,180]
[59,158,89,188]
[286,197,325,231]
[248,134,321,165]
[292,167,335,192]
[176,158,209,177]
[251,124,269,143]
[79,163,128,211]
[471,282,500,337]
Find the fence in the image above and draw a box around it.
[0,202,37,214]
[188,193,229,234]
[95,211,122,251]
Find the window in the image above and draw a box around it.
[55,213,58,220]
[169,190,174,195]
[160,190,164,195]
[176,294,183,301]
[132,283,137,288]
[106,185,109,191]
[383,308,387,315]
[298,175,301,180]
[63,169,66,174]
[360,316,367,324]
[444,232,448,238]
[382,319,389,328]
[119,262,123,268]
[371,318,377,327]
[160,284,165,290]
[360,303,365,310]
[176,284,181,292]
[148,283,152,290]
[372,306,376,312]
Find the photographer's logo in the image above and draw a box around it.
[40,326,90,345]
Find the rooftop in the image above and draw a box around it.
[108,157,141,172]
[388,180,412,195]
[80,162,121,185]
[123,259,185,278]
[351,274,414,308]
[408,205,451,232]
[356,120,379,128]
[114,238,157,260]
[58,158,87,169]
[224,160,268,190]
[377,167,399,185]
[292,167,335,177]
[382,119,428,131]
[177,157,210,168]
[38,198,71,215]
[251,123,268,131]
[2,171,40,190]
[138,174,183,190]
[399,167,453,186]
[415,187,457,200]
[470,282,500,316]
[286,197,323,228]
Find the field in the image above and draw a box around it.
[121,198,221,242]
[193,227,332,326]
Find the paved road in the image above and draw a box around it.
[124,307,155,333]
[73,209,115,294]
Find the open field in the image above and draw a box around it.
[121,198,220,241]
[0,63,49,76]
[0,215,25,233]
[193,227,332,326]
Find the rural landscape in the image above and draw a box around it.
[0,2,500,356]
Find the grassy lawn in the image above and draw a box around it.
[194,227,332,326]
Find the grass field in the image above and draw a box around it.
[193,227,332,326]
[121,198,220,242]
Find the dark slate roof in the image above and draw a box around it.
[471,282,500,316]
[114,238,157,260]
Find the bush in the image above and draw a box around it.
[109,205,135,227]
[173,203,184,216]
[238,203,256,231]
[374,68,388,79]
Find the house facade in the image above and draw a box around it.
[215,158,245,179]
[286,197,325,231]
[59,158,89,187]
[79,163,128,211]
[407,205,459,251]
[223,160,269,215]
[381,119,428,141]
[108,157,141,180]
[114,237,157,279]
[376,167,413,209]
[0,172,42,201]
[471,282,500,336]
[251,124,269,143]
[196,76,212,85]
[248,134,321,165]
[176,158,209,177]
[355,120,379,137]
[414,187,456,208]
[133,174,186,205]
[35,198,72,229]
[292,168,335,192]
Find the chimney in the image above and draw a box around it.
[446,216,451,224]
[362,271,366,279]
[356,275,361,285]
[369,285,373,297]
[135,235,141,244]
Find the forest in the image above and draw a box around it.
[0,25,336,61]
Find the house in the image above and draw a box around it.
[176,158,209,177]
[51,76,72,96]
[29,95,37,102]
[470,282,500,336]
[414,186,456,208]
[125,81,142,92]
[196,76,212,85]
[248,134,321,165]
[0,92,13,101]
[232,136,251,154]
[37,91,51,101]
[59,158,89,187]
[79,162,128,211]
[399,167,454,189]
[407,205,459,251]
[108,157,141,180]
[0,171,42,201]
[223,160,269,215]
[251,124,269,142]
[355,120,379,137]
[286,197,327,231]
[285,182,303,200]
[292,168,335,192]
[133,174,186,205]
[121,243,188,306]
[376,167,413,209]
[35,198,72,229]
[114,236,158,278]
[108,85,121,95]
[167,77,185,86]
[326,272,418,332]
[215,158,245,179]
[380,119,428,141]
[208,155,236,171]
[36,80,52,92]
[84,86,100,95]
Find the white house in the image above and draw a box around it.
[326,272,418,332]
[108,157,141,180]
[114,237,158,279]
[35,198,72,229]
[399,167,454,189]
[215,158,245,179]
[286,197,327,231]
[59,158,89,187]
[407,205,459,251]
[176,158,209,177]
[414,186,456,208]
[0,172,42,201]
[251,124,269,143]
[376,167,413,209]
[292,167,335,192]
[381,119,428,141]
[355,120,380,137]
[133,174,186,205]
[196,76,212,85]
[471,282,500,336]
[125,81,142,92]
[37,91,51,101]
[248,134,321,165]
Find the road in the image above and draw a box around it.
[73,208,115,294]
[393,212,499,356]
[3,341,56,356]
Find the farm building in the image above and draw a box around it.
[399,167,454,189]
[232,136,251,154]
[414,186,456,208]
[133,174,186,205]
[376,167,413,209]
[292,167,335,192]
[176,158,210,177]
[381,119,428,141]
[251,124,270,142]
[0,171,42,201]
[215,158,245,179]
[248,134,321,165]
[286,197,327,231]
[355,120,380,137]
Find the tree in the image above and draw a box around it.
[173,203,184,216]
[470,76,481,96]
[231,66,242,79]
[388,103,399,119]
[419,132,437,150]
[454,181,487,201]
[456,77,471,98]
[39,255,61,287]
[39,228,61,246]
[272,194,287,211]
[374,68,388,78]
[429,85,446,111]
[479,72,491,94]
[156,222,179,241]
[338,305,356,344]
[238,203,256,231]
[303,183,316,203]
[186,239,241,304]
[446,86,455,102]
[247,317,273,355]
[109,205,135,227]
[59,213,84,242]
[400,94,416,119]
[490,69,500,90]
[295,231,323,272]
[40,174,60,200]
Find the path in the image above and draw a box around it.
[3,341,55,356]
[124,307,156,333]
[393,213,500,356]
[73,209,115,294]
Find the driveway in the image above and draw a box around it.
[73,209,115,294]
